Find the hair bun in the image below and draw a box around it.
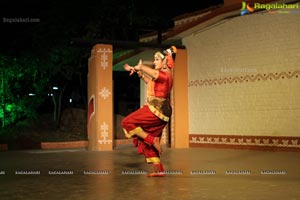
[170,46,177,54]
[163,46,177,56]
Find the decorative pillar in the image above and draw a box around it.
[87,44,113,151]
[173,48,189,148]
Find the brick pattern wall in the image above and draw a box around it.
[184,11,300,147]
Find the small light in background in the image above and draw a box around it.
[28,93,36,96]
[52,86,59,90]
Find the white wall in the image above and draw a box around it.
[184,11,300,136]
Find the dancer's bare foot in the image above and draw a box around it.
[147,172,166,177]
[147,163,166,177]
[153,137,163,154]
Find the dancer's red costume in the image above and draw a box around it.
[121,46,176,177]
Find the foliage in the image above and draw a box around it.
[45,46,88,126]
[0,53,49,127]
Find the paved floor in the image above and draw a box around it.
[0,145,300,200]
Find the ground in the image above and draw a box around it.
[1,147,300,200]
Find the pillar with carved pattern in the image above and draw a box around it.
[87,44,113,151]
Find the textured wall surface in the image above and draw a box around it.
[184,11,300,149]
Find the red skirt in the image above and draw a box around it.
[121,105,167,137]
[121,105,168,162]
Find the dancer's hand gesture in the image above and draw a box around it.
[123,64,135,76]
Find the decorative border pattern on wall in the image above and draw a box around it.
[188,70,300,87]
[189,134,300,152]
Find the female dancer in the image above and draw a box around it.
[122,46,176,177]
